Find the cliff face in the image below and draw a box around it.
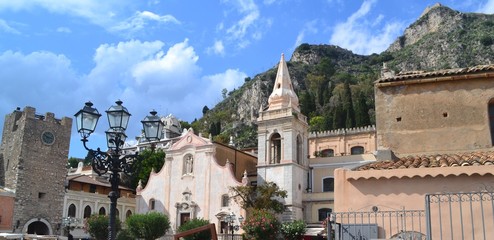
[386,4,494,71]
[198,4,494,148]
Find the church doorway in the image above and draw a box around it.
[180,213,191,225]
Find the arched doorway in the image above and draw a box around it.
[25,218,51,235]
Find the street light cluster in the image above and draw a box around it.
[225,212,244,240]
[74,100,164,240]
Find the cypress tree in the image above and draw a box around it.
[332,96,345,129]
[342,80,356,128]
[355,92,371,126]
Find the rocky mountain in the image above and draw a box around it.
[191,4,494,149]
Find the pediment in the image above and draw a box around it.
[170,128,210,150]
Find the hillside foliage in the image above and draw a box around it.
[186,5,494,149]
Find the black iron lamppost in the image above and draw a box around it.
[74,100,163,240]
[225,212,244,240]
[61,217,78,236]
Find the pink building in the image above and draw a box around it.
[333,64,494,239]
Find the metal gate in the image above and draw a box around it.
[425,191,494,240]
[331,209,426,239]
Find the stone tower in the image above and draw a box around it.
[257,54,309,221]
[0,106,72,235]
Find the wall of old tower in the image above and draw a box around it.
[375,70,494,156]
[0,106,72,235]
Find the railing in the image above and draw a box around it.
[258,107,307,123]
[332,209,426,240]
[158,234,243,240]
[425,191,494,240]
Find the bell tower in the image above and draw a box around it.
[257,54,309,221]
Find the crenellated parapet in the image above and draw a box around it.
[309,125,376,138]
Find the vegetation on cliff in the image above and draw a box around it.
[187,4,494,149]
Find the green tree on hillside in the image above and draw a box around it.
[342,80,355,128]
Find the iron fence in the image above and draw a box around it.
[332,209,426,240]
[425,191,494,240]
[158,234,243,240]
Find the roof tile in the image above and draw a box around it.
[377,64,494,84]
[355,151,494,171]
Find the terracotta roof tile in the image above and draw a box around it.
[355,151,494,171]
[377,64,494,84]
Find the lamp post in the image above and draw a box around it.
[61,217,78,236]
[74,101,163,240]
[225,212,244,240]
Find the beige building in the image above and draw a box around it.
[63,163,136,239]
[308,125,376,158]
[333,64,494,239]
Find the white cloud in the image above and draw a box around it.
[263,0,282,5]
[0,0,123,27]
[111,10,180,34]
[85,38,245,128]
[219,0,270,50]
[0,1,180,37]
[294,20,319,49]
[478,0,494,13]
[0,50,80,124]
[202,69,247,103]
[329,0,404,55]
[206,69,246,90]
[56,27,71,33]
[226,5,260,40]
[0,19,20,34]
[207,40,225,56]
[0,38,247,158]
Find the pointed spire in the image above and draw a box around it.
[267,53,300,112]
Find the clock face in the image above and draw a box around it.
[41,131,55,145]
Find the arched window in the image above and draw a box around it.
[322,177,334,192]
[270,133,281,164]
[116,209,120,219]
[296,135,303,164]
[83,205,92,218]
[183,154,194,174]
[321,149,334,157]
[99,207,106,215]
[149,199,156,210]
[318,208,332,221]
[68,204,76,217]
[126,210,132,219]
[489,99,494,145]
[221,194,229,207]
[350,146,364,155]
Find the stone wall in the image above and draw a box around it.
[375,72,494,155]
[0,106,72,235]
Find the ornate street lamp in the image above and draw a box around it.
[141,110,163,149]
[75,100,163,240]
[225,213,244,240]
[61,217,78,236]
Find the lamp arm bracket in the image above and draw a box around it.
[89,149,110,176]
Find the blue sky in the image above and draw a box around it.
[0,0,493,159]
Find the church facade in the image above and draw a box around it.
[135,129,257,234]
